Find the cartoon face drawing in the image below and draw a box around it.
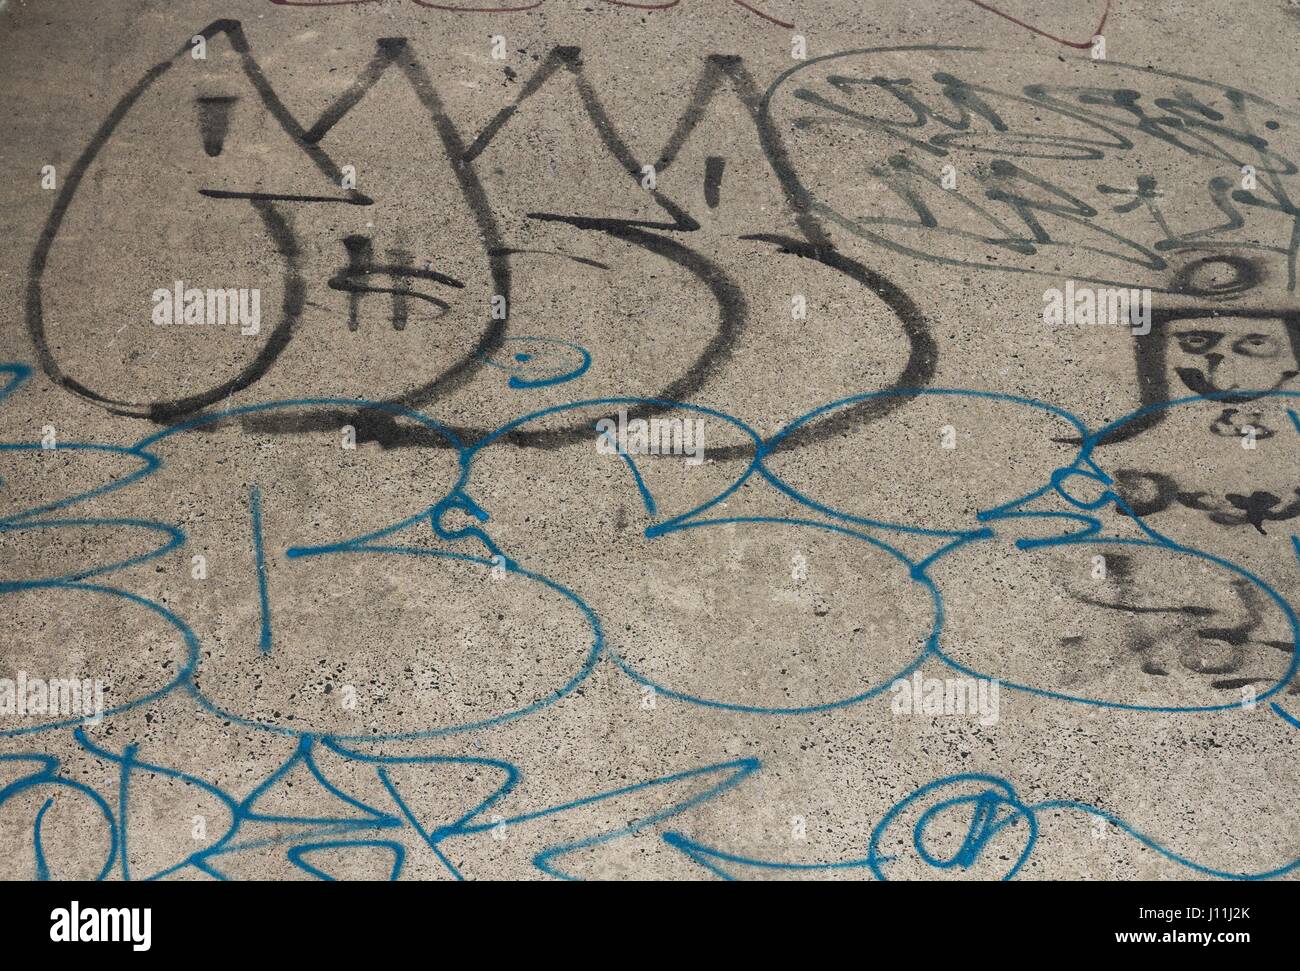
[1089,308,1300,448]
[1164,315,1300,400]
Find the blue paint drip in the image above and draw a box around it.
[250,485,273,656]
[33,797,54,880]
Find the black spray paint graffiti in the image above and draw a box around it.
[24,31,1300,522]
[1089,309,1300,534]
[1096,308,1300,446]
[12,21,1300,884]
[1063,553,1296,692]
[328,235,466,332]
[28,25,501,429]
[25,23,935,456]
[763,46,1300,293]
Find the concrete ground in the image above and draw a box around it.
[1,0,1299,880]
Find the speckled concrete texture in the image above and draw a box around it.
[1,0,1299,881]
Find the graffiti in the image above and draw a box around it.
[961,0,1111,50]
[765,47,1300,293]
[27,25,937,453]
[268,0,796,28]
[328,235,466,332]
[5,7,1300,886]
[260,0,1114,50]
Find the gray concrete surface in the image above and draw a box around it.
[1,0,1299,881]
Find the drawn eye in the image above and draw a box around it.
[1173,330,1223,355]
[1231,334,1279,359]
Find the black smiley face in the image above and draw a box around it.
[1168,320,1300,399]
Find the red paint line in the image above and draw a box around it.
[960,0,1111,49]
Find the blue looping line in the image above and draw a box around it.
[1271,702,1300,730]
[0,517,183,589]
[4,362,1300,880]
[287,840,405,881]
[607,515,942,715]
[0,582,200,738]
[0,751,118,881]
[480,336,592,389]
[667,771,1300,882]
[759,387,1089,539]
[598,426,658,517]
